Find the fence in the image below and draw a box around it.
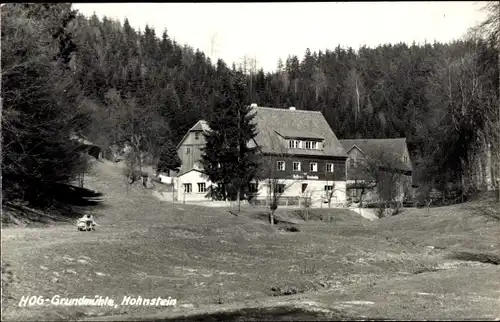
[248,196,312,208]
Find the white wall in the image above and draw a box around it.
[254,179,346,207]
[174,172,347,207]
[175,171,212,202]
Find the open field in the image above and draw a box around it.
[2,160,500,321]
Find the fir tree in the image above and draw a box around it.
[156,140,181,175]
[201,65,258,201]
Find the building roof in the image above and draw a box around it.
[251,107,347,157]
[177,168,204,177]
[190,120,210,132]
[176,120,210,149]
[179,106,346,158]
[340,138,412,172]
[274,129,324,140]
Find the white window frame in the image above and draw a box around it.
[326,163,334,172]
[184,183,192,193]
[305,141,312,149]
[324,185,334,191]
[310,162,318,172]
[277,160,285,171]
[275,184,285,194]
[289,140,302,149]
[292,161,301,172]
[194,132,200,140]
[197,182,206,193]
[311,141,318,150]
[186,147,190,154]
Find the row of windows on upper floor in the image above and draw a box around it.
[276,160,334,173]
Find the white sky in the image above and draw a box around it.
[73,2,487,72]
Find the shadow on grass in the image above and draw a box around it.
[161,306,388,321]
[2,183,106,225]
[48,182,104,207]
[449,251,500,265]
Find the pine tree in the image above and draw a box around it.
[156,140,181,175]
[201,64,258,202]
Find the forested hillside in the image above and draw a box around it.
[2,3,499,208]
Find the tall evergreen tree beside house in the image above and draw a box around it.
[230,70,260,204]
[201,62,259,201]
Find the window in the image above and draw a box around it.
[326,163,334,172]
[249,182,258,193]
[184,183,192,193]
[289,140,302,148]
[277,161,285,171]
[301,183,308,193]
[197,182,206,193]
[293,161,301,171]
[404,156,408,163]
[195,132,200,140]
[186,147,190,154]
[324,185,334,191]
[309,162,318,172]
[303,141,320,150]
[274,184,285,194]
[348,188,357,197]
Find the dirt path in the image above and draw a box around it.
[349,207,379,221]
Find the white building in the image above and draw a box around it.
[174,105,348,207]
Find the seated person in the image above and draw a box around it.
[77,214,97,230]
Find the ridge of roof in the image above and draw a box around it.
[253,106,323,114]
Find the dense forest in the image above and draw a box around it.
[2,3,499,208]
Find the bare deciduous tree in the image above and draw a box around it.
[353,151,409,217]
[256,137,297,225]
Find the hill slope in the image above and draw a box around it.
[2,160,499,321]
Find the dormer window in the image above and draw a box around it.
[195,132,200,140]
[289,140,301,148]
[287,139,321,150]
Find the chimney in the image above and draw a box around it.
[250,103,258,108]
[289,106,296,111]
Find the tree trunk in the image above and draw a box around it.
[269,210,274,225]
[237,188,241,212]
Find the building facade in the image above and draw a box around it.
[175,106,348,207]
[339,138,414,203]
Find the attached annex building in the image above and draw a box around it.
[175,105,348,207]
[339,138,414,203]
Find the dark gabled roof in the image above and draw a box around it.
[340,138,412,172]
[252,107,347,157]
[177,107,346,162]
